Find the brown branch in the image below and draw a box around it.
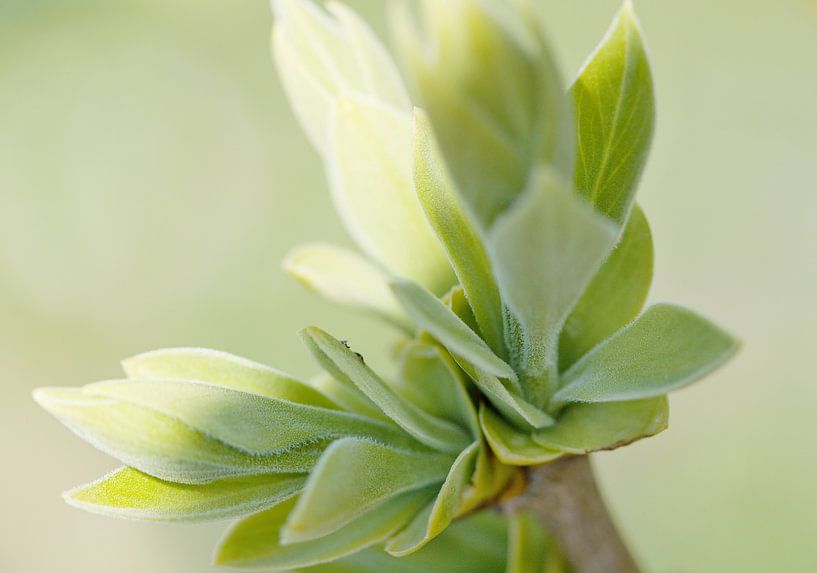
[500,455,641,573]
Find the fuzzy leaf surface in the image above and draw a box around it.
[85,379,412,455]
[283,242,411,331]
[328,95,454,294]
[33,388,323,483]
[571,1,655,223]
[559,205,653,370]
[216,488,433,571]
[283,438,453,543]
[301,327,471,452]
[65,467,304,522]
[554,304,738,405]
[413,110,505,355]
[534,398,669,453]
[392,279,515,381]
[490,167,617,404]
[122,348,337,408]
[479,406,562,467]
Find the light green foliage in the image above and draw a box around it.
[283,242,411,332]
[391,279,516,382]
[559,205,653,370]
[571,1,655,223]
[490,167,618,405]
[553,304,738,405]
[328,95,454,294]
[395,0,573,226]
[36,1,738,571]
[283,438,452,542]
[123,348,339,408]
[65,467,304,522]
[300,326,471,453]
[216,489,435,570]
[413,110,505,355]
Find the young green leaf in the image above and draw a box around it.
[394,0,573,226]
[393,341,480,438]
[413,110,505,356]
[300,327,471,453]
[216,488,434,571]
[553,304,739,405]
[85,379,413,455]
[328,95,454,295]
[559,205,654,370]
[534,398,668,453]
[391,279,516,381]
[65,467,304,522]
[454,355,554,431]
[490,167,618,405]
[571,1,655,223]
[122,348,339,409]
[385,441,480,556]
[479,406,563,466]
[283,242,412,332]
[282,438,453,543]
[273,0,410,155]
[33,388,324,483]
[306,372,389,423]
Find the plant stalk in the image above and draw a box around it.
[501,455,641,573]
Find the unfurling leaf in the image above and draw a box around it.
[33,387,324,483]
[283,242,411,332]
[572,1,655,223]
[490,167,618,405]
[65,467,304,522]
[282,438,453,543]
[392,279,516,382]
[479,405,562,467]
[328,95,454,294]
[273,0,410,155]
[413,110,505,356]
[534,398,669,453]
[553,304,738,405]
[122,347,339,409]
[216,488,434,570]
[559,205,654,370]
[395,0,573,226]
[300,327,471,453]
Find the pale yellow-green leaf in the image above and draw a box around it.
[282,438,453,543]
[122,347,338,409]
[391,279,516,381]
[394,0,573,226]
[559,205,653,370]
[490,167,617,405]
[571,1,655,223]
[215,488,433,571]
[272,0,410,155]
[393,341,480,438]
[328,95,454,294]
[65,467,304,522]
[300,327,470,453]
[283,242,411,332]
[479,405,562,466]
[534,398,668,454]
[385,441,479,556]
[553,304,739,405]
[33,388,323,483]
[85,379,413,455]
[413,110,505,355]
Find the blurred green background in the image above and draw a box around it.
[1,0,815,571]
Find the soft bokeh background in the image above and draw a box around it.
[1,0,815,571]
